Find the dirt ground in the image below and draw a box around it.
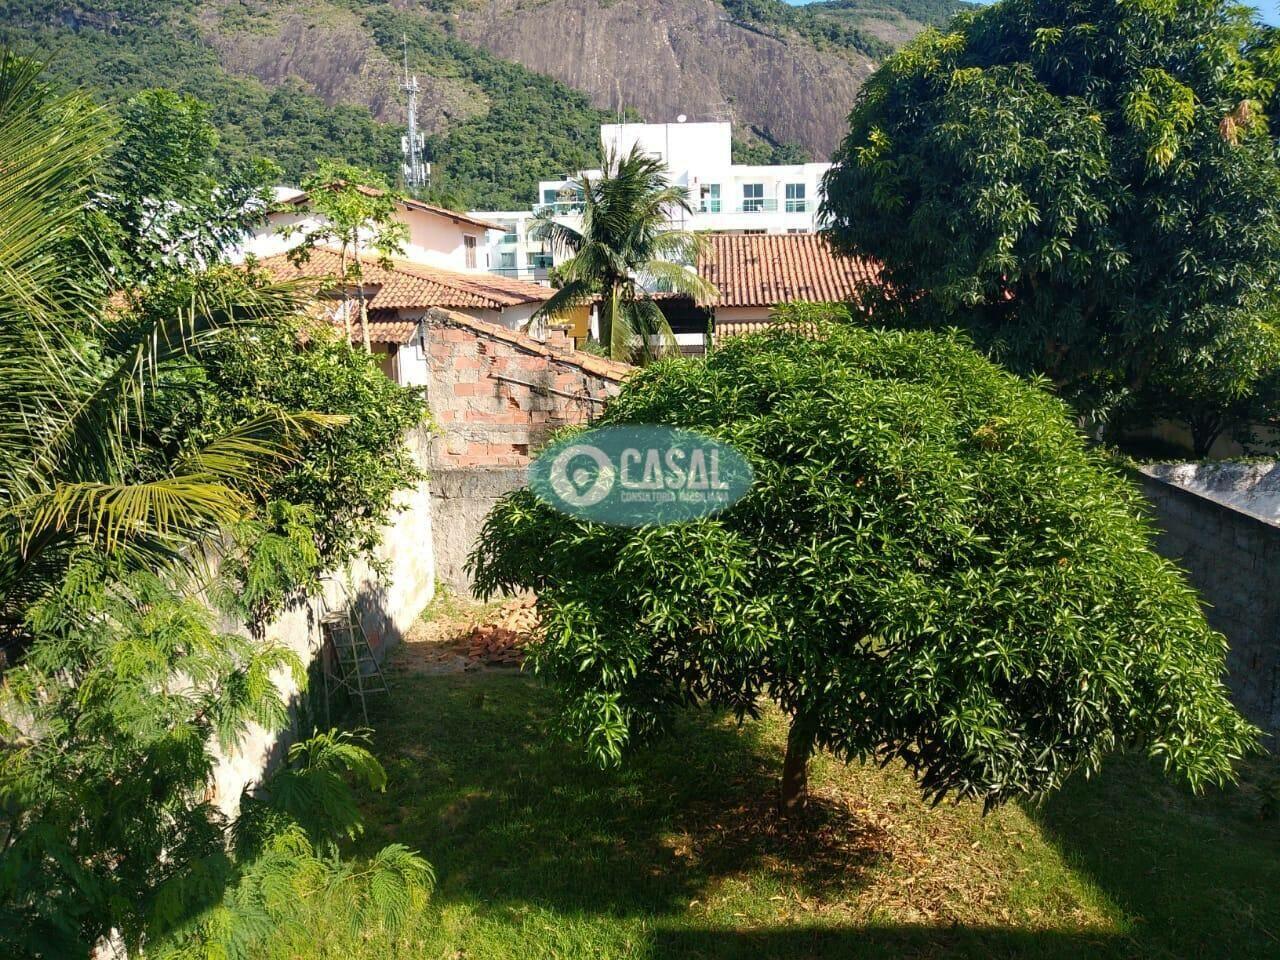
[390,590,539,676]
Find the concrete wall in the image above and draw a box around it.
[429,466,528,594]
[1138,466,1280,740]
[206,427,436,816]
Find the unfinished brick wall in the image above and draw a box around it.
[423,309,630,468]
[422,310,631,592]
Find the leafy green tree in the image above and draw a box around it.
[0,54,432,955]
[821,0,1280,437]
[284,162,409,354]
[93,89,278,284]
[1125,303,1280,457]
[471,325,1258,814]
[532,146,716,363]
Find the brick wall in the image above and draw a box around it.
[422,309,631,593]
[423,309,630,469]
[1138,470,1280,742]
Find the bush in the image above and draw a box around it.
[472,324,1258,812]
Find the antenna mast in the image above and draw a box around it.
[400,34,429,191]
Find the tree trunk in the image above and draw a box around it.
[354,245,371,354]
[339,249,353,346]
[601,285,618,360]
[779,710,817,817]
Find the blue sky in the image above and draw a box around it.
[784,0,1280,26]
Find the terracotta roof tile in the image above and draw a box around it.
[256,248,554,312]
[698,233,880,308]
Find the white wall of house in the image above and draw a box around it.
[236,203,497,275]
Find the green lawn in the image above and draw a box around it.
[352,659,1279,959]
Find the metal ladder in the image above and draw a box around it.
[320,598,388,726]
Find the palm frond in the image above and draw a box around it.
[20,477,252,555]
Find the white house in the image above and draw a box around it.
[240,185,506,275]
[471,120,832,286]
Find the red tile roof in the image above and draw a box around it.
[698,233,880,308]
[257,247,554,312]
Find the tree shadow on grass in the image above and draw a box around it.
[651,924,1122,960]
[355,670,887,919]
[1025,751,1280,960]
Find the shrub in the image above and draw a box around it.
[472,325,1258,813]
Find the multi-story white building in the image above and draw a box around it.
[471,120,832,281]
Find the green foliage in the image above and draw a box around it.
[366,6,616,208]
[91,88,279,283]
[731,134,813,165]
[471,324,1259,809]
[0,52,432,955]
[0,563,304,954]
[0,0,621,208]
[822,0,1280,449]
[286,161,410,351]
[188,316,429,575]
[1125,304,1280,457]
[154,731,434,960]
[532,147,717,362]
[720,0,895,59]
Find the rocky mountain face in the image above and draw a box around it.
[442,0,876,159]
[197,0,953,161]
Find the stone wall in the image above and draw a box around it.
[207,428,436,816]
[421,309,631,592]
[1138,467,1280,742]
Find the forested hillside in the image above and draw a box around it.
[0,0,969,207]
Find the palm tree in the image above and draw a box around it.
[531,146,716,363]
[0,53,324,640]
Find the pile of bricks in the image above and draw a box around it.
[464,596,539,666]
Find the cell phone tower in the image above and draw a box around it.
[400,34,429,191]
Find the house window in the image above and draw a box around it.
[785,183,807,213]
[787,228,807,234]
[499,251,516,271]
[464,235,477,269]
[542,188,558,205]
[500,231,519,245]
[700,183,721,213]
[742,183,764,213]
[528,252,554,270]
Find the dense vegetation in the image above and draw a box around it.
[0,0,618,208]
[721,0,971,60]
[0,53,432,955]
[472,323,1257,811]
[823,0,1280,456]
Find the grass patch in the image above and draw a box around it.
[351,661,1279,959]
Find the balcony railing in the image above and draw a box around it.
[733,198,779,213]
[533,202,585,216]
[491,266,550,282]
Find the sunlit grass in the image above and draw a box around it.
[341,657,1278,959]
